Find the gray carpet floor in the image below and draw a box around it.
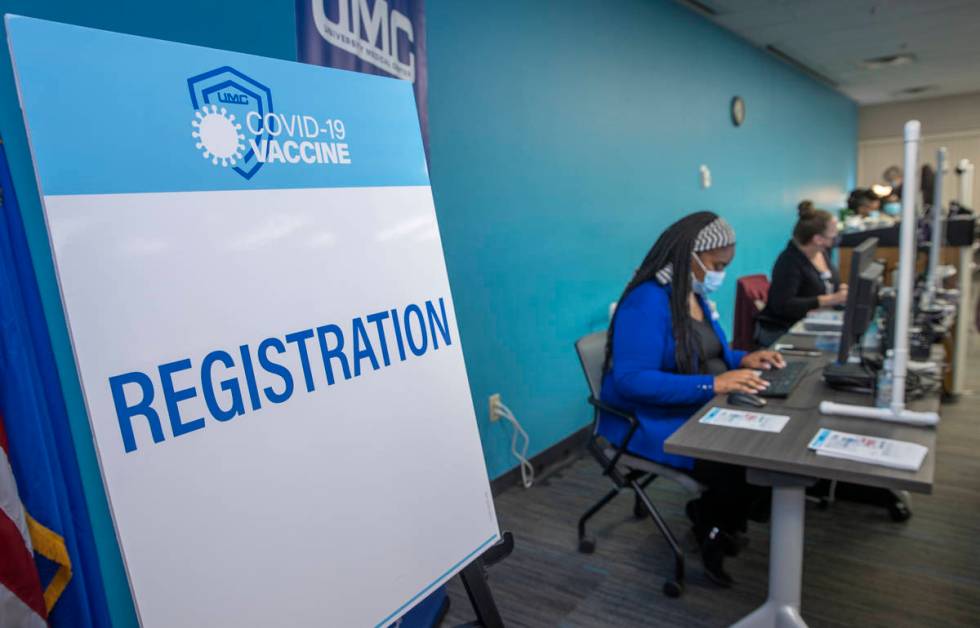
[443,328,980,627]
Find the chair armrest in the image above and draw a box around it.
[588,396,638,427]
[587,396,640,472]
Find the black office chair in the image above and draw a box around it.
[574,331,702,598]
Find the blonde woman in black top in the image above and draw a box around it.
[754,206,849,347]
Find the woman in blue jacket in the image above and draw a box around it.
[600,211,784,587]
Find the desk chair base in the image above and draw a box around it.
[577,460,689,598]
[889,490,912,522]
[809,481,913,522]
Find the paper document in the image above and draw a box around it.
[808,428,928,471]
[803,310,843,332]
[700,407,789,433]
[806,310,843,323]
[789,319,841,338]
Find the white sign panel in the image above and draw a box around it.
[7,16,498,627]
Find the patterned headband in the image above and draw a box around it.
[693,217,736,252]
[655,217,736,284]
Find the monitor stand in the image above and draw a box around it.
[823,362,875,390]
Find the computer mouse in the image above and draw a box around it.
[727,392,767,408]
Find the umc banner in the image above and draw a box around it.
[297,0,428,155]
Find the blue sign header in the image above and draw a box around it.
[6,16,430,195]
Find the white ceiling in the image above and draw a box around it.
[684,0,980,104]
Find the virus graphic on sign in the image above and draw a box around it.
[187,66,274,179]
[191,105,244,167]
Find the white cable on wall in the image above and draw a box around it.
[495,400,534,489]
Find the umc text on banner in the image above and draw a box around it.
[297,0,428,156]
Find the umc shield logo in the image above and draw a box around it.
[187,66,274,180]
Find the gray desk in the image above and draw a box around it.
[664,334,940,627]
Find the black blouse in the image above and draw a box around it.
[692,317,729,375]
[757,241,840,332]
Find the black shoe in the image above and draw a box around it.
[700,527,734,588]
[688,500,747,557]
[689,526,746,557]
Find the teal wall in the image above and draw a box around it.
[0,2,297,626]
[0,1,855,625]
[426,0,856,480]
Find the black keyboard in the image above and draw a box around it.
[758,361,808,398]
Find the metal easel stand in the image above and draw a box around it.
[454,531,514,628]
[820,120,940,427]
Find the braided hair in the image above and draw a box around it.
[603,211,734,376]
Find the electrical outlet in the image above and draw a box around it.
[700,164,712,189]
[488,393,501,422]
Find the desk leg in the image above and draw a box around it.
[732,474,811,628]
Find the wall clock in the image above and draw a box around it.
[731,96,745,126]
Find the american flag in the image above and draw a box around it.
[0,412,47,627]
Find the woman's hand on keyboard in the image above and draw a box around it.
[714,369,770,394]
[740,350,786,371]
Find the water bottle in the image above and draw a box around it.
[815,333,838,353]
[876,350,894,408]
[862,318,882,353]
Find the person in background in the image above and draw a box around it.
[877,166,904,217]
[920,164,935,211]
[846,188,881,218]
[760,206,913,520]
[883,165,903,202]
[754,206,848,347]
[600,211,785,587]
[880,196,902,218]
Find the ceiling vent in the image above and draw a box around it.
[895,85,936,96]
[862,53,916,70]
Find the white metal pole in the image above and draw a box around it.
[891,120,920,413]
[924,147,946,303]
[820,120,939,426]
[953,246,970,394]
[958,159,974,206]
[950,159,974,395]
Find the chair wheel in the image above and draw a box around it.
[663,580,683,598]
[888,500,912,522]
[578,537,596,554]
[633,500,645,519]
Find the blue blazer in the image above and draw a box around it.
[599,281,746,470]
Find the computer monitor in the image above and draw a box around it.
[836,259,885,364]
[847,236,878,277]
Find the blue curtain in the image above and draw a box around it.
[398,586,447,627]
[0,140,110,627]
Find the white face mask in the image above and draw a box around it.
[692,252,725,295]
